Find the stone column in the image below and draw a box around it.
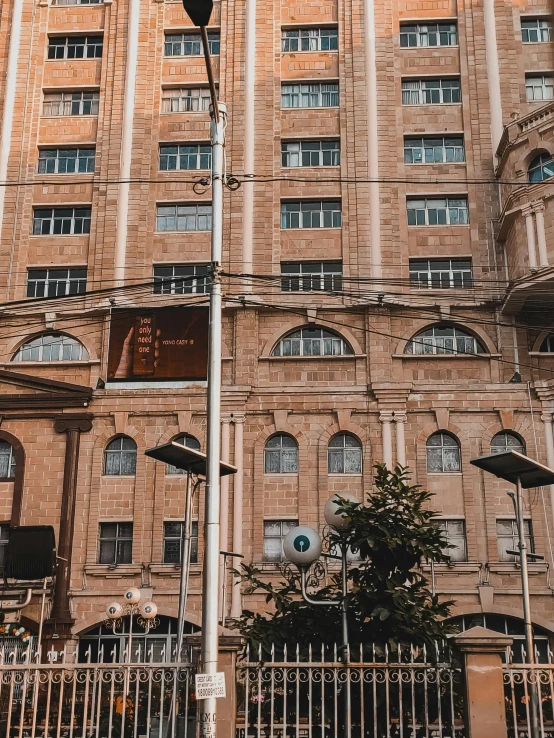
[379,412,393,469]
[523,206,538,268]
[454,626,512,738]
[219,416,231,619]
[47,415,93,637]
[395,412,407,468]
[483,0,503,155]
[231,415,245,617]
[241,0,257,284]
[542,412,554,535]
[534,201,549,267]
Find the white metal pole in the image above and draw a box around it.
[199,99,226,738]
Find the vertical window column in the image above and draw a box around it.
[522,204,538,268]
[533,200,549,267]
[379,411,393,469]
[395,412,407,467]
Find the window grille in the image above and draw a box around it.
[161,87,213,113]
[491,432,525,455]
[27,268,87,297]
[528,153,554,182]
[98,523,133,565]
[156,204,212,232]
[264,435,298,474]
[12,333,88,362]
[43,91,99,116]
[280,261,343,292]
[281,83,339,108]
[405,325,485,355]
[426,432,461,472]
[33,207,91,235]
[497,519,533,562]
[404,136,464,164]
[526,75,554,101]
[281,200,342,229]
[154,265,210,295]
[159,144,211,171]
[328,433,362,474]
[281,140,340,167]
[406,197,468,226]
[164,32,220,56]
[402,78,461,105]
[47,35,103,59]
[409,259,472,289]
[166,434,201,474]
[281,27,338,52]
[104,437,137,476]
[521,18,552,43]
[435,519,467,561]
[0,442,16,479]
[400,22,457,47]
[38,148,95,174]
[272,327,353,357]
[263,520,298,562]
[163,521,198,564]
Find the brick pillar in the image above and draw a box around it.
[454,626,513,738]
[45,414,93,641]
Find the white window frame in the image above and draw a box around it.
[426,432,462,473]
[406,197,469,226]
[161,87,214,113]
[281,200,342,229]
[406,325,485,355]
[98,522,133,565]
[32,207,91,235]
[163,521,199,564]
[526,75,554,101]
[263,520,299,562]
[401,78,461,105]
[264,435,299,474]
[399,22,458,47]
[281,83,339,109]
[12,333,89,362]
[0,524,9,570]
[164,32,220,56]
[27,267,87,297]
[272,327,353,357]
[281,27,339,52]
[328,433,363,475]
[490,432,525,455]
[47,35,103,59]
[42,91,100,116]
[0,442,16,480]
[280,261,343,291]
[497,519,533,562]
[281,139,340,167]
[159,143,212,171]
[156,204,212,232]
[521,18,552,43]
[38,147,95,174]
[166,435,201,474]
[53,0,102,5]
[409,258,473,289]
[104,437,137,476]
[435,519,467,562]
[404,136,465,164]
[154,265,210,295]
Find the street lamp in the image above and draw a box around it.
[283,493,359,738]
[104,587,159,663]
[470,450,554,738]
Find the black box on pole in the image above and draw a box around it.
[5,526,56,580]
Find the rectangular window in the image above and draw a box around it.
[281,27,338,52]
[400,22,458,47]
[497,519,533,562]
[156,204,212,232]
[0,524,9,571]
[281,83,339,109]
[53,0,101,5]
[402,78,461,105]
[164,32,220,56]
[47,35,103,59]
[436,519,467,562]
[409,259,473,289]
[406,197,469,226]
[163,521,199,565]
[263,520,298,563]
[526,75,554,101]
[281,261,343,291]
[42,91,100,116]
[32,207,91,235]
[281,200,342,229]
[404,136,464,164]
[27,268,87,297]
[38,148,95,174]
[522,18,552,43]
[98,523,133,565]
[159,144,212,171]
[161,87,213,113]
[153,264,210,294]
[281,140,340,167]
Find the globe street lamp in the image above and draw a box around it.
[104,587,159,663]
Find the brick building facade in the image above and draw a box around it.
[0,0,554,654]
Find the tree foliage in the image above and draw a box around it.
[233,465,455,654]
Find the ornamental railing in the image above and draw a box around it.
[0,646,197,738]
[504,654,554,738]
[236,642,465,738]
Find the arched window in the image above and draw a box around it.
[104,436,137,476]
[539,334,554,352]
[426,432,461,473]
[528,153,554,183]
[167,434,201,474]
[328,433,362,474]
[0,441,15,479]
[272,327,353,357]
[491,431,525,455]
[405,325,486,355]
[264,434,298,474]
[12,333,88,362]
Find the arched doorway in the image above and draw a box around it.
[449,613,551,662]
[78,615,200,663]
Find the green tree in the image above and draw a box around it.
[234,464,455,654]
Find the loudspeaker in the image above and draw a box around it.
[5,526,56,580]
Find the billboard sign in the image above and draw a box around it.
[107,307,209,382]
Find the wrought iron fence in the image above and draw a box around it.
[0,646,197,738]
[504,652,554,738]
[236,642,465,738]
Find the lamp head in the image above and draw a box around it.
[324,492,359,531]
[181,0,213,26]
[139,601,158,620]
[123,587,141,605]
[106,602,123,620]
[283,526,322,568]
